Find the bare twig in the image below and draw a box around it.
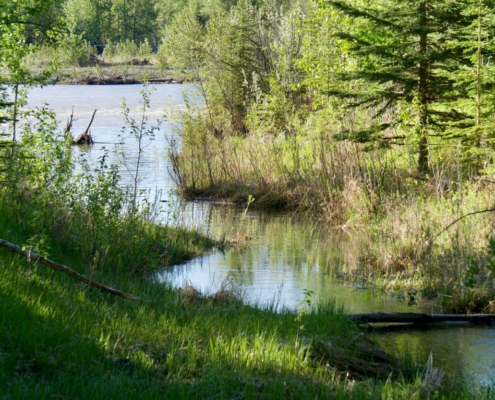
[437,206,495,237]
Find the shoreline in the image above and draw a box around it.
[3,64,196,85]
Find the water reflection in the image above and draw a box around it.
[378,325,495,385]
[160,204,419,314]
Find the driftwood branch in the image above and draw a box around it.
[350,312,495,325]
[65,106,74,136]
[74,109,97,145]
[82,109,97,136]
[0,238,138,300]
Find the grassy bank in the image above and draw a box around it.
[170,123,495,313]
[1,193,490,399]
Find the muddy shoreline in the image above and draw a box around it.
[72,74,185,85]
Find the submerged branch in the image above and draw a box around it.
[350,312,495,325]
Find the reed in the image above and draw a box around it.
[170,114,495,311]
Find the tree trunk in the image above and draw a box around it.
[12,81,19,143]
[123,0,128,40]
[417,1,429,174]
[476,0,483,146]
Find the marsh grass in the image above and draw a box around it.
[170,114,495,311]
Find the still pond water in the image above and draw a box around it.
[27,84,495,386]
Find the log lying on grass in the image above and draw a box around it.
[0,238,139,301]
[350,312,495,325]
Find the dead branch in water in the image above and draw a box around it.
[73,109,96,145]
[65,106,74,136]
[0,238,139,300]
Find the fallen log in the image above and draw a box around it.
[146,78,174,84]
[79,75,139,85]
[0,238,139,301]
[349,312,495,325]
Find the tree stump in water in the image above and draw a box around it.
[73,131,94,145]
[73,109,97,145]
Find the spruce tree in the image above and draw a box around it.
[327,0,476,173]
[446,0,495,152]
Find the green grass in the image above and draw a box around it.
[0,193,489,398]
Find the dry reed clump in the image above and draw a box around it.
[178,280,203,306]
[178,278,243,307]
[208,278,243,304]
[310,335,403,380]
[372,242,415,274]
[439,285,495,314]
[356,176,495,292]
[225,235,253,245]
[340,178,372,227]
[420,353,444,396]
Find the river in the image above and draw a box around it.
[26,83,495,386]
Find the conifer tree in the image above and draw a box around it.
[327,0,476,173]
[446,0,495,152]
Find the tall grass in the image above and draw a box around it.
[23,36,97,68]
[170,109,495,312]
[22,38,170,75]
[101,39,155,65]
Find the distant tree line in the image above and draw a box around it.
[20,0,250,47]
[5,0,495,172]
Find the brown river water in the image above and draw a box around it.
[25,83,495,387]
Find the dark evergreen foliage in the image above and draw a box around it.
[327,0,479,172]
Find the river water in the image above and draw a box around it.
[25,84,495,386]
